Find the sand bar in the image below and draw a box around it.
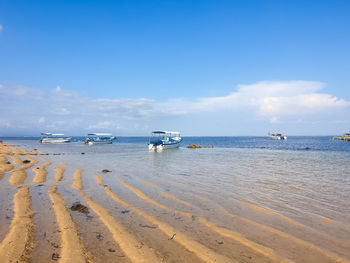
[118,179,293,262]
[54,166,65,182]
[94,174,105,186]
[8,156,38,185]
[0,155,14,173]
[85,196,161,263]
[105,186,233,263]
[72,168,84,190]
[32,157,51,184]
[0,186,34,262]
[48,185,91,263]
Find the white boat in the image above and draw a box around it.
[268,132,287,140]
[85,133,116,145]
[39,133,71,143]
[148,131,182,151]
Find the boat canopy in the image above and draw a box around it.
[87,133,113,136]
[41,133,65,136]
[152,131,180,135]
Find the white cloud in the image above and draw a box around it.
[0,81,349,135]
[55,108,71,115]
[0,85,44,99]
[12,86,32,96]
[190,81,350,117]
[53,85,76,97]
[0,120,11,128]
[87,121,120,131]
[269,117,278,123]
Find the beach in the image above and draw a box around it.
[0,138,350,263]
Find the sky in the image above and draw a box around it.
[0,0,349,136]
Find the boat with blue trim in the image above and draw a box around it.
[148,131,182,151]
[268,132,287,140]
[85,133,116,145]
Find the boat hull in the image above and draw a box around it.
[39,138,71,144]
[332,136,350,141]
[86,140,114,145]
[269,136,287,140]
[270,136,287,141]
[148,142,180,151]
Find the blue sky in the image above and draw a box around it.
[0,0,349,136]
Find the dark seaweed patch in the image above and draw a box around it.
[70,202,89,213]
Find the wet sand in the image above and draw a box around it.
[0,142,350,263]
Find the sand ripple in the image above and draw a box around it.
[0,186,34,262]
[48,185,91,263]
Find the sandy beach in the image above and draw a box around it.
[0,141,350,263]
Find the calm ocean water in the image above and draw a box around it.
[2,135,350,151]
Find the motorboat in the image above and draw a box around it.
[39,133,71,143]
[148,131,182,151]
[332,131,350,141]
[85,133,116,145]
[268,133,287,140]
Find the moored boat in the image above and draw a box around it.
[268,132,287,140]
[148,131,182,151]
[85,133,116,145]
[332,131,350,141]
[39,133,71,143]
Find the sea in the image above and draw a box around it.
[0,136,349,262]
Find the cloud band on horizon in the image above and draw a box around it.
[0,81,349,135]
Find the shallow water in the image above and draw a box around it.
[0,137,349,263]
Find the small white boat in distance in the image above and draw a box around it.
[148,131,182,151]
[85,133,116,145]
[269,132,287,140]
[39,133,71,143]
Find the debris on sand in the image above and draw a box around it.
[102,169,111,173]
[23,160,31,164]
[70,202,89,214]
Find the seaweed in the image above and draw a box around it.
[70,202,89,213]
[187,144,214,149]
[52,253,60,261]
